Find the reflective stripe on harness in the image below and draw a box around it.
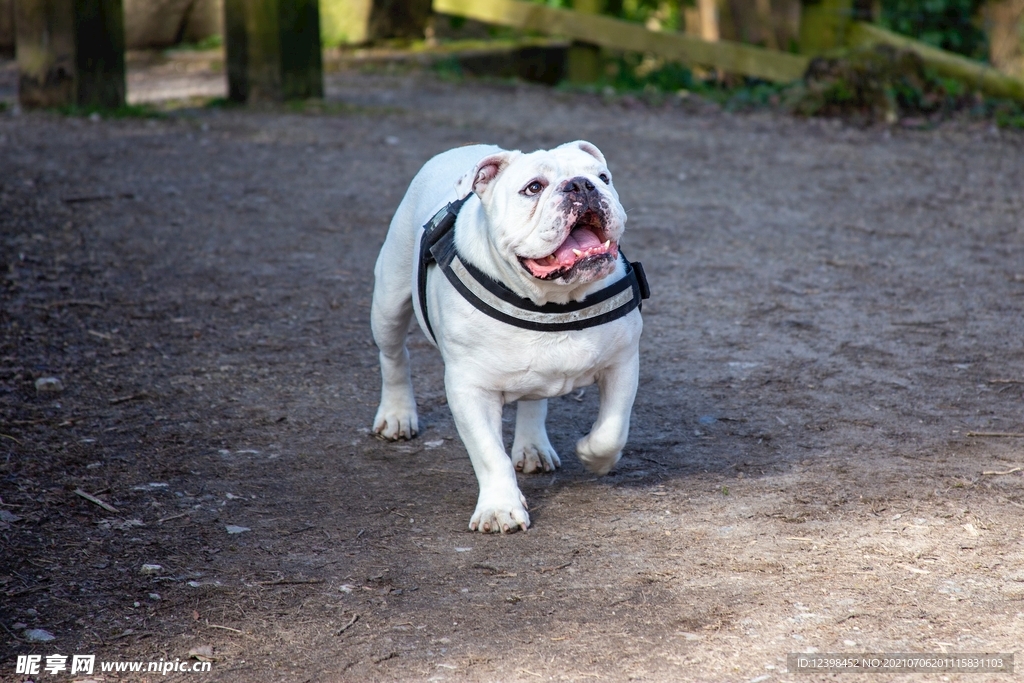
[415,196,650,344]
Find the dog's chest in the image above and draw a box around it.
[451,324,633,401]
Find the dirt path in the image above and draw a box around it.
[2,66,1023,683]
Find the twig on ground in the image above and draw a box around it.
[157,512,189,524]
[0,433,22,445]
[44,299,105,309]
[256,578,324,586]
[982,467,1022,476]
[0,621,26,642]
[74,488,119,513]
[967,431,1024,438]
[64,194,115,203]
[336,614,359,635]
[109,392,149,405]
[5,583,50,598]
[208,624,243,634]
[537,562,572,573]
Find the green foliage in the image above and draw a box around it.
[204,97,240,109]
[528,0,682,30]
[614,0,682,32]
[432,55,466,81]
[593,53,789,110]
[880,0,988,59]
[785,45,970,122]
[988,100,1024,128]
[603,52,697,91]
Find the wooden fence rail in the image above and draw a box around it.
[848,22,1024,102]
[433,0,811,83]
[434,0,1024,102]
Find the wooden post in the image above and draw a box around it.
[565,0,602,83]
[698,0,720,41]
[684,0,719,40]
[984,0,1024,78]
[15,0,125,108]
[225,0,323,103]
[567,0,602,84]
[74,0,126,107]
[280,0,323,99]
[797,0,852,53]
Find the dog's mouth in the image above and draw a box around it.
[519,211,618,281]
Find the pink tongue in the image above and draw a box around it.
[551,227,602,266]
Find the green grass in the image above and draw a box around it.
[170,34,224,52]
[57,103,166,119]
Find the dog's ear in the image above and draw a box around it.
[559,140,607,167]
[456,151,519,199]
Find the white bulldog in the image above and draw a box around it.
[370,141,643,533]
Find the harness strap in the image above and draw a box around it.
[417,196,470,344]
[416,197,650,344]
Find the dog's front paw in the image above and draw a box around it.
[372,401,418,441]
[576,435,622,476]
[469,489,530,533]
[511,442,561,474]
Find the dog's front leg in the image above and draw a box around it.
[446,379,530,533]
[577,352,639,475]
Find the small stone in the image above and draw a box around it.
[23,628,56,642]
[35,377,64,393]
[148,593,161,600]
[0,510,22,523]
[225,525,250,534]
[189,645,215,662]
[140,564,163,574]
[12,622,26,629]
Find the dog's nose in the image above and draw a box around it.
[562,176,597,195]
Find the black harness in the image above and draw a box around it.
[416,195,650,344]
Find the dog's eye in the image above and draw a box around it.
[598,173,610,185]
[523,180,545,196]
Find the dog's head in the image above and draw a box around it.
[456,141,626,291]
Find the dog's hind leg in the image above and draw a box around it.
[370,232,419,440]
[511,399,561,473]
